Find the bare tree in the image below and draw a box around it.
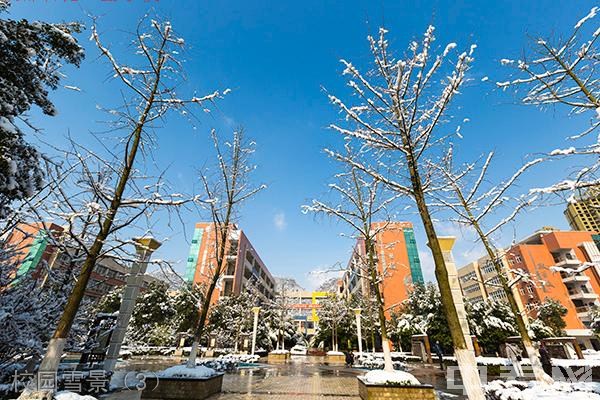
[430,148,553,383]
[498,6,600,196]
[325,27,485,398]
[303,154,398,372]
[317,294,351,353]
[186,128,265,368]
[37,16,227,374]
[269,278,294,351]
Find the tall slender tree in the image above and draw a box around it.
[38,16,226,375]
[325,27,485,398]
[186,128,265,367]
[430,148,553,383]
[304,154,398,371]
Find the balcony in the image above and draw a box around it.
[562,274,590,284]
[553,258,581,268]
[569,292,599,301]
[575,305,594,317]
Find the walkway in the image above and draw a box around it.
[104,355,466,400]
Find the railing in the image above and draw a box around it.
[562,274,590,283]
[576,305,591,313]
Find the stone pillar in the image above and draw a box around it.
[251,306,260,356]
[104,237,161,371]
[437,236,474,352]
[354,308,363,357]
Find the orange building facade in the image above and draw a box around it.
[340,221,424,316]
[185,222,276,304]
[506,229,600,347]
[1,222,64,282]
[1,222,160,301]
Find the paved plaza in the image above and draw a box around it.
[105,356,465,400]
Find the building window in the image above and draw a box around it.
[482,260,496,275]
[514,255,522,263]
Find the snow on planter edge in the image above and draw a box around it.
[158,365,217,379]
[362,370,420,385]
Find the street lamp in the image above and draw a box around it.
[353,308,363,358]
[104,237,161,371]
[251,306,261,356]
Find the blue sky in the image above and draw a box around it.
[8,0,598,289]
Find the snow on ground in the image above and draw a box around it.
[326,351,344,356]
[362,370,420,385]
[485,380,600,400]
[158,365,217,379]
[217,354,259,363]
[54,392,98,400]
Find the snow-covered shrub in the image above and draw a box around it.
[0,256,91,383]
[466,301,517,355]
[96,282,201,349]
[389,283,452,352]
[195,354,259,372]
[355,353,407,370]
[530,299,568,339]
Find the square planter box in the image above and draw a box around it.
[267,352,290,363]
[141,373,224,400]
[357,376,436,400]
[326,354,346,365]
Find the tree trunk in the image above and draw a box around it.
[186,273,218,367]
[365,236,394,371]
[468,215,553,384]
[407,157,485,399]
[187,212,234,367]
[187,341,199,368]
[371,330,375,352]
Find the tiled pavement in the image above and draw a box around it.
[217,373,360,399]
[104,355,466,400]
[213,361,362,399]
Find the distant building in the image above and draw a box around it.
[564,190,600,231]
[458,254,512,306]
[285,290,330,336]
[457,227,600,349]
[340,221,424,316]
[185,222,276,303]
[1,222,160,301]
